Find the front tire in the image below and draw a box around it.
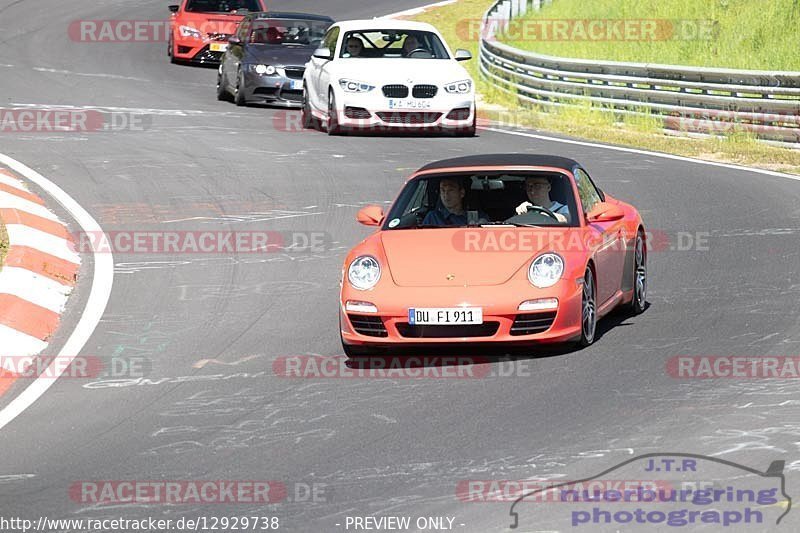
[458,106,477,137]
[326,89,342,136]
[627,230,647,315]
[234,70,247,107]
[302,87,314,129]
[216,68,230,101]
[578,266,597,347]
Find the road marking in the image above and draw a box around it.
[0,154,114,431]
[485,127,800,182]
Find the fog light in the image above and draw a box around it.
[518,298,558,311]
[346,301,378,313]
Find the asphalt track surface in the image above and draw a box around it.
[1,0,800,531]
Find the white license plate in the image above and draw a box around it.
[210,42,228,52]
[388,99,432,110]
[408,308,483,325]
[290,79,303,90]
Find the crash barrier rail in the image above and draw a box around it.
[479,0,800,144]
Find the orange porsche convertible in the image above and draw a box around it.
[340,154,647,355]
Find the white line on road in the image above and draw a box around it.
[0,154,114,431]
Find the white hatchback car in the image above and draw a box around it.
[302,20,476,136]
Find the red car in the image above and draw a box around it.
[340,154,647,355]
[168,0,266,65]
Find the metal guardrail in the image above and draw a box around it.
[479,0,800,144]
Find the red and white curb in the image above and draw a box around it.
[0,167,80,393]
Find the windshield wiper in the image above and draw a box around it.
[479,221,543,228]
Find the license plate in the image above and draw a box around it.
[408,308,483,325]
[388,99,432,110]
[290,79,303,90]
[210,42,228,52]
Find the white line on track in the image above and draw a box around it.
[0,154,114,431]
[484,127,800,183]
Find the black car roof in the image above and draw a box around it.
[248,12,334,22]
[417,154,580,172]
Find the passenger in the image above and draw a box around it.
[423,178,488,226]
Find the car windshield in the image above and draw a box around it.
[382,172,578,230]
[185,0,261,13]
[339,30,449,59]
[248,19,330,46]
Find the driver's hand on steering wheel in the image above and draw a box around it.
[515,201,567,222]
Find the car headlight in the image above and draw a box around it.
[339,79,375,93]
[179,25,203,39]
[444,79,472,94]
[348,256,381,290]
[252,64,277,75]
[528,253,564,288]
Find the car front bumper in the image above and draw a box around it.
[335,90,475,131]
[241,70,305,108]
[340,279,584,348]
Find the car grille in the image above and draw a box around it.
[509,312,557,336]
[345,107,371,119]
[446,107,471,120]
[376,112,443,125]
[284,67,305,80]
[348,315,388,337]
[412,84,438,98]
[191,45,223,64]
[395,322,500,338]
[382,84,409,98]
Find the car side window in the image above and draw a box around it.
[321,27,340,56]
[574,168,602,214]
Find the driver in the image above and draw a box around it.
[344,36,364,57]
[402,34,426,57]
[423,178,488,226]
[515,176,569,222]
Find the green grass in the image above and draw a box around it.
[408,0,800,175]
[499,0,800,71]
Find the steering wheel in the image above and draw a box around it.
[525,204,559,221]
[406,48,430,57]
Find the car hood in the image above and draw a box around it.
[244,45,318,66]
[380,228,564,287]
[331,59,470,86]
[176,13,245,35]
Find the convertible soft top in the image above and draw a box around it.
[417,154,580,172]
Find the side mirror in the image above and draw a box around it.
[357,205,384,227]
[168,5,179,13]
[586,202,624,223]
[454,49,472,61]
[228,36,241,45]
[313,47,333,60]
